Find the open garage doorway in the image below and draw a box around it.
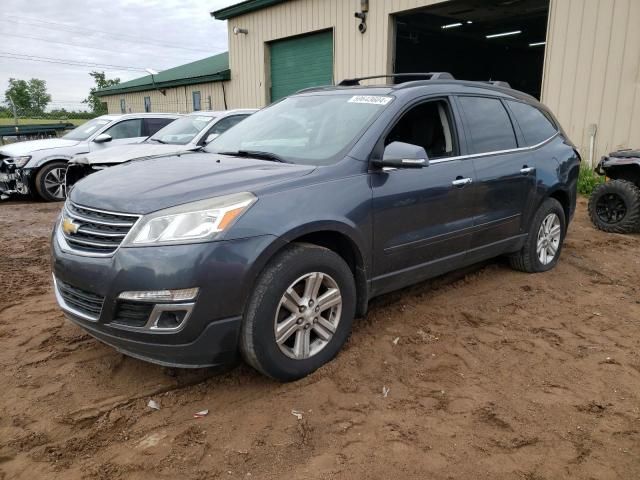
[394,0,550,98]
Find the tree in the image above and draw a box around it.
[4,78,31,116]
[27,78,51,115]
[4,77,51,117]
[84,71,120,114]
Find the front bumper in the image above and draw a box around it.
[51,231,282,368]
[0,163,34,196]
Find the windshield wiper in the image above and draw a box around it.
[218,150,288,163]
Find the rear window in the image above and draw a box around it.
[507,100,558,146]
[458,96,517,154]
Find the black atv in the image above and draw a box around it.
[588,149,640,233]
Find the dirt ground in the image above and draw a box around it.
[0,198,638,480]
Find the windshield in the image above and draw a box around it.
[150,115,214,145]
[63,118,111,141]
[205,94,393,165]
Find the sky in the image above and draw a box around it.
[0,0,237,112]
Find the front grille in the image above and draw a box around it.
[112,301,154,328]
[61,202,140,256]
[57,279,105,320]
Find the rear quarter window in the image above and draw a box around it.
[506,100,558,146]
[458,96,517,154]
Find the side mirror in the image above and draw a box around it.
[205,133,220,144]
[94,133,112,144]
[375,141,429,169]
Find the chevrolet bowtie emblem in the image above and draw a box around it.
[62,217,80,235]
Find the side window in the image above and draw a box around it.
[192,91,201,111]
[120,99,126,114]
[207,115,249,136]
[506,100,558,146]
[385,100,456,159]
[104,119,143,140]
[144,96,151,113]
[144,118,174,136]
[458,96,517,154]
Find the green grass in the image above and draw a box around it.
[0,118,86,126]
[578,166,605,197]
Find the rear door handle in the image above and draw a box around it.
[452,177,473,187]
[520,166,535,174]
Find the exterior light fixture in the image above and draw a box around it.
[486,30,522,39]
[145,68,166,96]
[441,22,463,29]
[529,41,546,47]
[233,26,248,35]
[355,0,369,34]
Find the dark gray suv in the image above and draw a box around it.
[51,74,580,381]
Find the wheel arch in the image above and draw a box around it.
[244,222,370,318]
[548,187,572,226]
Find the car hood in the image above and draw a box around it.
[77,143,193,165]
[70,152,315,214]
[0,138,79,157]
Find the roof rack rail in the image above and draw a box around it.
[338,72,454,86]
[484,80,512,88]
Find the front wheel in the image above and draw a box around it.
[34,161,67,201]
[240,244,356,382]
[588,180,640,233]
[510,198,566,273]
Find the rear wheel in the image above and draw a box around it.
[588,180,640,233]
[35,161,67,201]
[240,244,356,382]
[510,198,566,273]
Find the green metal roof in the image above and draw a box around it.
[95,52,230,97]
[211,0,289,20]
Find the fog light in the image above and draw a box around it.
[156,310,187,329]
[118,288,199,302]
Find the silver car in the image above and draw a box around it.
[65,109,256,190]
[0,113,179,201]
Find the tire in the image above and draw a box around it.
[588,180,640,233]
[34,161,67,202]
[240,243,356,382]
[509,198,566,273]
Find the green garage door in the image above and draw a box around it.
[270,31,333,102]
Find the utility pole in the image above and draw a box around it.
[7,95,18,126]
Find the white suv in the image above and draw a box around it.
[0,113,179,201]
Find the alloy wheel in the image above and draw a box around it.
[536,213,561,265]
[273,272,342,360]
[44,167,66,200]
[595,192,627,224]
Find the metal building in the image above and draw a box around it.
[98,0,640,163]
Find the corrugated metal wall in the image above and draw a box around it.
[224,0,447,107]
[542,0,640,164]
[101,81,227,114]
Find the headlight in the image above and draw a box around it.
[7,156,31,168]
[123,192,256,246]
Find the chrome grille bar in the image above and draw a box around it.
[58,201,141,257]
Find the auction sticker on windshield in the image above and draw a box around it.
[348,95,393,105]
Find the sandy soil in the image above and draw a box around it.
[0,198,638,480]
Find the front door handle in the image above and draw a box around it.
[520,166,536,175]
[452,177,473,187]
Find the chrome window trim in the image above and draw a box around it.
[57,201,142,258]
[428,131,560,165]
[52,275,101,322]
